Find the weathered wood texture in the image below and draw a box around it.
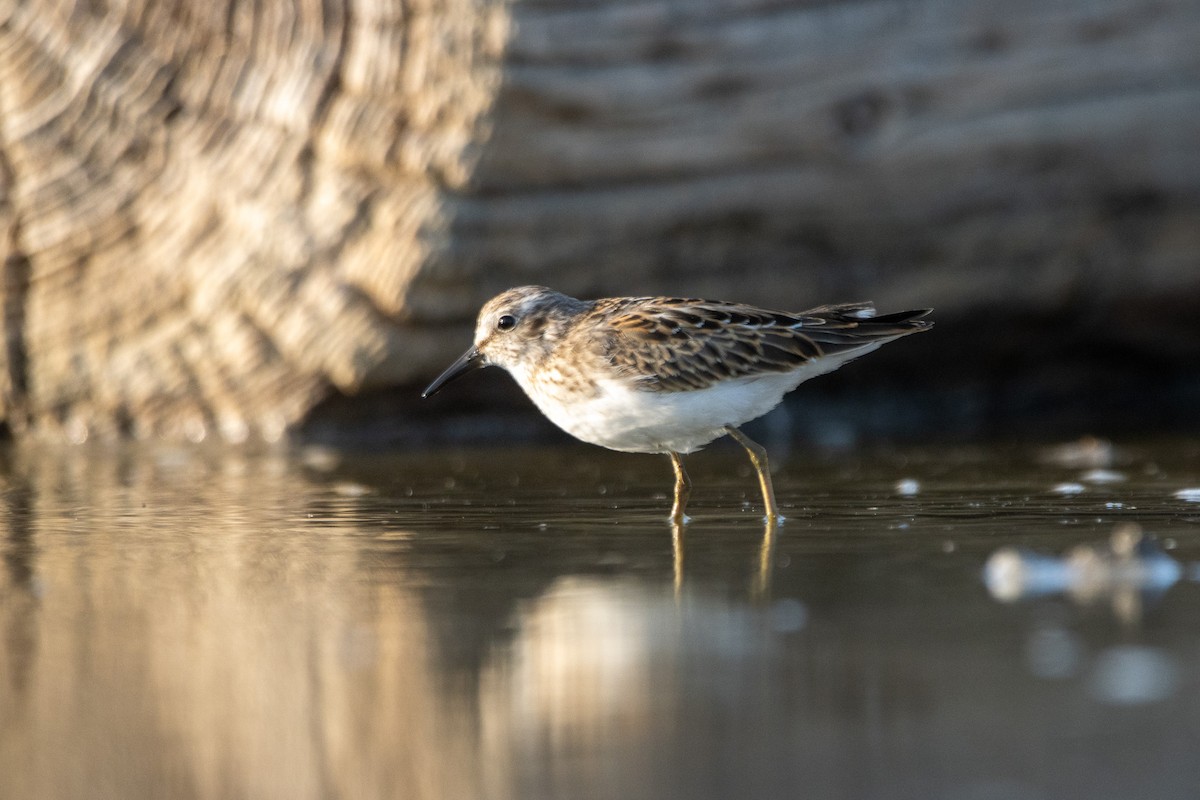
[0,0,507,439]
[1,0,1198,440]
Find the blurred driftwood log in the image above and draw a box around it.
[1,0,1198,440]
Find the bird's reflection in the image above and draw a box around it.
[672,519,685,598]
[753,518,779,599]
[669,516,779,601]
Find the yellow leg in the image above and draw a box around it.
[724,426,784,523]
[668,452,692,525]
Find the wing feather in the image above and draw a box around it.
[580,298,931,393]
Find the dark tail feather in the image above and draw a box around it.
[870,308,933,325]
[797,303,933,352]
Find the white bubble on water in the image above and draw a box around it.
[1082,469,1126,484]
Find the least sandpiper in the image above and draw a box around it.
[423,286,932,523]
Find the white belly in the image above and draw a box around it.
[546,375,792,453]
[511,344,881,453]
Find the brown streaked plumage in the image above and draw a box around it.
[424,286,932,523]
[595,297,928,392]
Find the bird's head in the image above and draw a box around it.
[422,286,587,397]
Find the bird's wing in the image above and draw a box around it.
[585,298,931,393]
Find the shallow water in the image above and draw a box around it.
[2,437,1200,800]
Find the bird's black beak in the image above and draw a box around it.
[422,346,484,398]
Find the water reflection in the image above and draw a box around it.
[2,440,1200,799]
[984,523,1184,623]
[0,446,482,799]
[477,577,808,799]
[671,516,777,600]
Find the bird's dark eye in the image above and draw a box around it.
[497,314,517,331]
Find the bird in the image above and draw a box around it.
[422,286,932,524]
